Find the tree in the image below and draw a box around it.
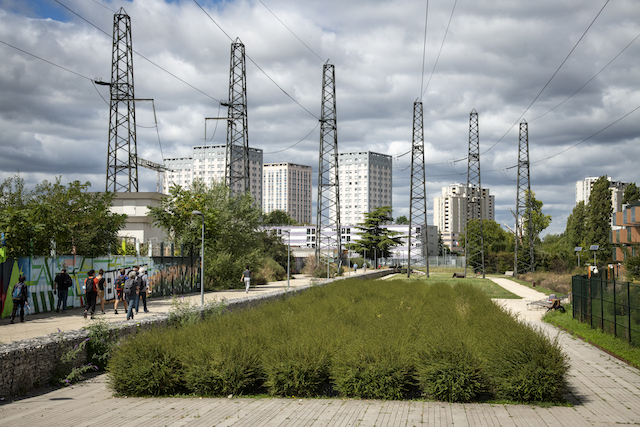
[623,183,640,205]
[350,206,403,260]
[523,190,551,246]
[586,176,612,261]
[0,175,126,257]
[565,201,586,250]
[263,209,297,226]
[395,215,409,225]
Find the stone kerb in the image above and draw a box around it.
[0,270,394,398]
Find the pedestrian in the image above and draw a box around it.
[54,268,72,313]
[124,270,139,321]
[241,265,251,294]
[353,263,358,273]
[136,266,150,313]
[10,275,29,324]
[83,269,99,320]
[96,269,106,314]
[113,268,128,315]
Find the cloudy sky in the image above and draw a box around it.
[1,0,639,236]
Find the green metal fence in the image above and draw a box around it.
[572,274,640,347]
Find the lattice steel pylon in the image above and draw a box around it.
[225,38,249,196]
[315,61,341,272]
[105,8,138,192]
[464,109,485,278]
[407,100,429,278]
[514,120,535,275]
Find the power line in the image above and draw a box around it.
[192,0,319,120]
[263,122,320,154]
[54,0,223,104]
[480,0,611,157]
[421,0,458,99]
[419,0,429,99]
[258,0,325,63]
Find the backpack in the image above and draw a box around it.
[123,278,136,296]
[115,275,126,290]
[12,282,27,300]
[85,277,96,293]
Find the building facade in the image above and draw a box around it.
[433,183,495,252]
[163,145,263,206]
[611,203,640,262]
[337,151,392,225]
[576,176,628,214]
[263,163,313,224]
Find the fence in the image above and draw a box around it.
[572,274,640,347]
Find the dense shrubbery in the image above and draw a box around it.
[108,279,568,402]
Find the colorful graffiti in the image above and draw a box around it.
[0,255,153,318]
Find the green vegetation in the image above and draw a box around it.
[0,175,126,257]
[544,304,640,369]
[108,279,567,403]
[348,206,403,260]
[406,271,520,299]
[148,181,289,289]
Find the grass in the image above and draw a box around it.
[108,278,568,403]
[401,271,521,299]
[544,304,640,369]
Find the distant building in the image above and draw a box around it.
[263,162,313,224]
[576,176,628,215]
[337,151,392,225]
[611,203,640,261]
[109,192,167,247]
[433,183,495,252]
[163,144,263,206]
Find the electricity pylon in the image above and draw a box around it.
[514,120,535,275]
[225,38,249,196]
[408,100,429,278]
[105,8,138,192]
[464,109,485,278]
[315,61,341,274]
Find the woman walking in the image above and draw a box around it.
[10,275,29,324]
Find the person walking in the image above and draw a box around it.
[54,268,72,313]
[113,268,128,315]
[136,266,150,313]
[10,275,29,324]
[124,270,139,321]
[96,269,106,315]
[83,270,99,320]
[241,265,251,294]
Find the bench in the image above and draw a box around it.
[452,272,466,278]
[504,271,514,276]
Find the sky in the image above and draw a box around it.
[1,0,639,237]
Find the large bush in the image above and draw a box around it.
[108,279,568,402]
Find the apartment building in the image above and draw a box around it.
[576,176,628,214]
[263,163,313,224]
[433,183,495,252]
[163,145,263,206]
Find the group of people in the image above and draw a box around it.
[48,266,150,321]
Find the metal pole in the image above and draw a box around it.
[191,211,205,306]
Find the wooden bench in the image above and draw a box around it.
[504,271,514,276]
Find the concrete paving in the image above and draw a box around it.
[1,275,640,426]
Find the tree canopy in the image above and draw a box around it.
[586,176,612,259]
[0,175,126,257]
[623,183,640,205]
[262,209,298,226]
[395,215,409,225]
[349,206,403,259]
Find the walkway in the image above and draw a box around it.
[1,275,640,426]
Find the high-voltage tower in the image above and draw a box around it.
[315,61,341,272]
[464,109,485,278]
[225,38,250,196]
[407,100,429,278]
[105,8,138,192]
[514,120,535,275]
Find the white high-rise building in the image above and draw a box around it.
[576,176,628,214]
[337,151,392,225]
[433,183,495,252]
[263,163,313,224]
[163,145,263,206]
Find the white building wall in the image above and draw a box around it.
[163,145,263,206]
[263,163,312,224]
[575,176,628,214]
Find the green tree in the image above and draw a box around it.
[0,175,126,257]
[395,215,409,225]
[523,191,551,246]
[586,176,612,261]
[350,206,403,260]
[263,209,297,225]
[622,183,640,205]
[565,201,586,250]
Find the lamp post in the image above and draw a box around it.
[590,245,599,269]
[363,247,367,272]
[574,246,582,268]
[282,230,291,291]
[191,210,205,306]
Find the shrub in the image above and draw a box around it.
[263,342,331,397]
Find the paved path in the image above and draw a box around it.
[1,276,640,426]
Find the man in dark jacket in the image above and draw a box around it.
[54,268,73,313]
